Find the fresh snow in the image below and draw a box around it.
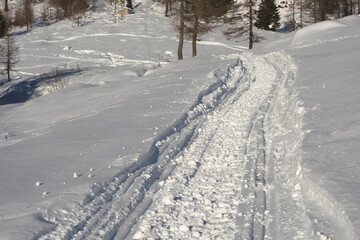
[1,1,360,239]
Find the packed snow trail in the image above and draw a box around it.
[130,52,289,240]
[37,51,352,240]
[37,52,296,240]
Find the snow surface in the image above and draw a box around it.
[0,0,360,239]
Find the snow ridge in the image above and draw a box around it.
[264,52,356,240]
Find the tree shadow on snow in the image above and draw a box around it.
[0,69,85,106]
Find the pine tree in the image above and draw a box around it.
[126,0,133,9]
[0,35,19,82]
[255,0,280,31]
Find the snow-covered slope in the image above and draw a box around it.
[291,16,360,239]
[1,0,360,239]
[0,1,246,239]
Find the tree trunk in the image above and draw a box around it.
[249,1,253,50]
[319,0,326,21]
[114,0,117,23]
[292,0,296,31]
[4,0,9,12]
[165,1,169,16]
[6,37,10,82]
[192,14,199,57]
[178,0,184,60]
[343,0,349,16]
[7,65,10,82]
[300,0,303,28]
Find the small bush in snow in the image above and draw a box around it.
[41,67,69,92]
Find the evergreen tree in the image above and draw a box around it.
[126,0,133,9]
[255,0,280,31]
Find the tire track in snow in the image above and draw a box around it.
[130,52,288,240]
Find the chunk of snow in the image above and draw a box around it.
[35,181,42,186]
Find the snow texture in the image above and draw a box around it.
[0,1,360,239]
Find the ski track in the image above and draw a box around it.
[130,52,283,240]
[36,51,354,240]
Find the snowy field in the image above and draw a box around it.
[0,0,360,239]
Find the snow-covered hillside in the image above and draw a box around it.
[1,0,360,239]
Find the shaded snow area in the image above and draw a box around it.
[1,0,360,239]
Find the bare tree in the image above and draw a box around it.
[0,35,19,82]
[23,0,35,29]
[41,3,49,23]
[0,10,9,38]
[184,0,227,57]
[224,0,256,50]
[4,0,9,12]
[14,6,25,27]
[165,0,172,16]
[91,0,97,12]
[177,0,185,60]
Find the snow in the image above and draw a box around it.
[291,20,348,47]
[1,0,360,239]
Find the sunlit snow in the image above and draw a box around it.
[0,1,359,239]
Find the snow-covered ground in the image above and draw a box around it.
[1,0,360,239]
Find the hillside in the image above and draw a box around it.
[1,1,360,239]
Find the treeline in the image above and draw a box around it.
[156,0,231,59]
[158,0,360,58]
[304,0,359,22]
[47,0,88,22]
[291,0,360,28]
[0,0,99,33]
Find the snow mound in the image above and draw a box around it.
[291,20,347,47]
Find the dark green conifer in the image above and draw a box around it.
[126,0,133,9]
[255,0,280,31]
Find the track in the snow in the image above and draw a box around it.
[129,52,288,240]
[36,54,246,240]
[36,52,352,240]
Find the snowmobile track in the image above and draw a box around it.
[37,52,309,240]
[130,53,287,240]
